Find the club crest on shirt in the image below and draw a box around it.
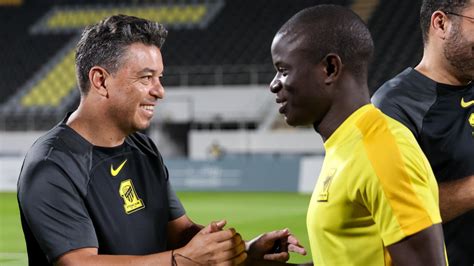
[119,179,145,214]
[317,168,336,202]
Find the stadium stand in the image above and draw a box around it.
[0,0,423,133]
[367,0,423,91]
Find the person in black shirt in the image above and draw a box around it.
[372,1,474,264]
[18,14,305,266]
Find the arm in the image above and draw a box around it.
[387,223,446,266]
[55,248,174,266]
[438,175,474,222]
[56,219,247,266]
[166,214,203,249]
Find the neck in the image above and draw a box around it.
[315,79,370,142]
[415,47,471,86]
[67,101,128,147]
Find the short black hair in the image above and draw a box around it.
[75,14,167,95]
[277,4,374,79]
[420,0,470,45]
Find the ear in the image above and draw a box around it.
[322,53,342,85]
[431,11,450,40]
[88,66,109,98]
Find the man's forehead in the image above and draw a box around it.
[272,30,308,54]
[465,1,474,12]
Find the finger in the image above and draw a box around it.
[215,240,246,261]
[263,252,289,262]
[265,229,290,241]
[216,251,247,266]
[201,220,228,234]
[201,221,216,234]
[216,233,244,251]
[207,228,237,242]
[231,251,247,265]
[288,244,307,255]
[215,220,227,230]
[287,234,301,245]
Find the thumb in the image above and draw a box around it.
[214,220,227,230]
[267,228,290,241]
[202,220,227,234]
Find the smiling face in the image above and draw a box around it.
[105,42,165,134]
[270,32,332,127]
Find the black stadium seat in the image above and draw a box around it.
[0,0,423,130]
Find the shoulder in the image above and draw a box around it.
[356,108,435,193]
[372,69,438,137]
[356,107,421,163]
[19,125,93,196]
[127,132,163,160]
[373,68,437,107]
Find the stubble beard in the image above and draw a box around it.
[444,21,474,81]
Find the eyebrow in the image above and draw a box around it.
[137,68,159,75]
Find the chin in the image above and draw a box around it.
[284,116,308,127]
[132,122,151,133]
[285,119,299,127]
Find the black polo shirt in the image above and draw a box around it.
[18,117,185,265]
[372,67,474,265]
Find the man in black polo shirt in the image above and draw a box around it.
[372,0,474,264]
[18,15,305,265]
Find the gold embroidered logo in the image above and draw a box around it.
[111,159,127,177]
[119,179,145,214]
[317,168,336,202]
[461,97,474,108]
[469,113,474,127]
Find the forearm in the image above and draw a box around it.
[168,223,203,249]
[438,175,474,222]
[166,215,204,249]
[55,249,177,266]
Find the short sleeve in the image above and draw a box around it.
[356,111,441,246]
[18,160,98,262]
[361,156,439,246]
[164,166,186,221]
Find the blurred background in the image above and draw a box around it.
[0,0,423,264]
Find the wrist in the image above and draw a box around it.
[172,248,200,266]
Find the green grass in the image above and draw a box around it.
[0,191,312,265]
[0,192,27,265]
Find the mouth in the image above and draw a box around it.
[140,104,155,116]
[276,98,288,114]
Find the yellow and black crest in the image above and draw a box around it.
[119,179,145,214]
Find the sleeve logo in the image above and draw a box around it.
[119,179,145,214]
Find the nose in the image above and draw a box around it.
[270,79,282,93]
[150,78,165,99]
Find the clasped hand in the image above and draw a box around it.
[175,221,306,265]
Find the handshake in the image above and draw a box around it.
[171,220,306,266]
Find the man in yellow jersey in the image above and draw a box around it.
[269,5,447,265]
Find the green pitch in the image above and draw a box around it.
[0,191,312,265]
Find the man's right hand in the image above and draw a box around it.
[173,220,247,265]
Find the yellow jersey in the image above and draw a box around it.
[307,104,442,265]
